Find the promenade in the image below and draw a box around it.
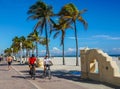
[0,60,120,89]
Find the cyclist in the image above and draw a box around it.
[43,55,53,76]
[28,54,36,79]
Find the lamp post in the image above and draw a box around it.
[11,48,13,56]
[20,42,22,64]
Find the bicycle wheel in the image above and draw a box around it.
[30,68,33,78]
[31,66,36,80]
[32,68,36,80]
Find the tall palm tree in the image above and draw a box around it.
[24,38,34,58]
[12,36,26,59]
[4,48,11,56]
[27,1,54,57]
[27,30,40,59]
[12,36,26,50]
[51,18,72,65]
[12,36,20,53]
[59,3,88,66]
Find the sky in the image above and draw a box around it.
[0,0,120,56]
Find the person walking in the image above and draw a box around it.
[6,54,13,70]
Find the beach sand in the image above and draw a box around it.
[36,57,120,89]
[38,56,120,72]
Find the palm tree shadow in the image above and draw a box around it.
[0,63,7,66]
[51,70,120,89]
[12,67,120,89]
[12,63,28,66]
[19,70,44,79]
[11,75,25,79]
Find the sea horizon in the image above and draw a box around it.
[38,54,120,57]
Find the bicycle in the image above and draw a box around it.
[29,64,36,80]
[44,64,52,80]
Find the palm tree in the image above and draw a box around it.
[4,48,11,56]
[12,36,20,53]
[27,30,40,59]
[39,37,50,55]
[12,36,26,50]
[27,1,54,57]
[51,18,72,65]
[24,38,34,58]
[12,36,25,62]
[59,3,88,66]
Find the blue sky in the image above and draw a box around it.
[0,0,120,56]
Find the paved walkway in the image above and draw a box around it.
[0,61,120,89]
[0,61,37,89]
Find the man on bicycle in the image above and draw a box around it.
[43,55,53,76]
[28,54,36,79]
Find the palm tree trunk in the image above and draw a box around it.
[32,48,34,54]
[74,21,79,66]
[26,49,29,63]
[62,41,65,65]
[36,42,38,59]
[45,19,50,57]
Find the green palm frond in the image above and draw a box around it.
[53,31,60,39]
[78,16,88,29]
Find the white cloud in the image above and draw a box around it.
[50,47,62,55]
[67,36,93,40]
[67,37,75,40]
[38,50,46,56]
[93,35,109,38]
[68,48,75,52]
[40,50,46,53]
[93,35,120,40]
[104,48,120,54]
[67,35,120,41]
[79,47,87,50]
[112,48,120,50]
[52,47,60,51]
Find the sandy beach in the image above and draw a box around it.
[37,56,120,72]
[35,56,120,89]
[112,57,120,69]
[36,57,81,73]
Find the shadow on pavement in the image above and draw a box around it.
[51,70,120,89]
[12,63,28,66]
[12,63,120,89]
[11,75,25,79]
[0,63,7,66]
[20,69,120,88]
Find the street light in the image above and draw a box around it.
[20,42,22,64]
[11,48,13,56]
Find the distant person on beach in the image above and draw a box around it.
[43,55,53,74]
[6,55,13,70]
[28,54,37,72]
